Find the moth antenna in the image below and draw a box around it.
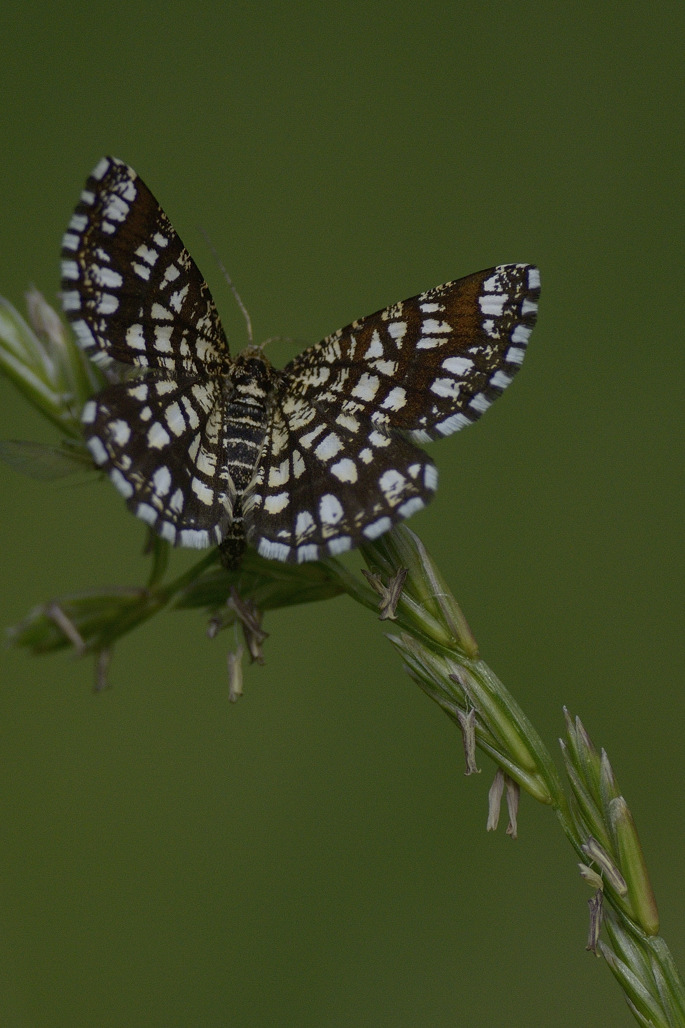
[258,335,304,353]
[199,227,253,346]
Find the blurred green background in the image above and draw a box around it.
[1,3,683,1025]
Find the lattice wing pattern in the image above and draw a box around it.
[243,388,438,562]
[61,156,231,376]
[82,376,235,548]
[61,157,541,564]
[283,265,540,443]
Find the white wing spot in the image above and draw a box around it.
[136,502,158,526]
[87,437,108,465]
[72,320,96,349]
[330,458,357,483]
[505,345,526,364]
[109,419,131,446]
[268,459,290,488]
[370,358,398,377]
[380,386,407,411]
[148,422,171,448]
[69,213,88,233]
[169,285,189,313]
[103,195,130,224]
[435,412,471,436]
[363,517,392,540]
[422,318,451,334]
[295,510,315,541]
[314,432,343,461]
[159,522,177,543]
[135,244,159,266]
[152,465,172,496]
[430,377,462,400]
[170,488,184,513]
[319,494,344,525]
[292,450,306,478]
[154,326,174,351]
[388,321,407,344]
[379,469,407,505]
[126,324,146,350]
[490,370,513,390]
[299,423,326,449]
[398,497,424,518]
[82,400,97,424]
[410,428,431,444]
[327,536,351,555]
[258,539,291,561]
[61,291,81,312]
[151,302,173,321]
[424,465,438,490]
[335,412,360,433]
[479,294,507,316]
[162,264,181,286]
[191,477,213,505]
[469,393,492,414]
[511,324,532,345]
[91,158,110,181]
[180,528,212,548]
[96,293,119,315]
[296,543,319,563]
[442,356,473,375]
[351,373,379,402]
[264,492,290,514]
[93,267,123,289]
[165,401,186,436]
[364,330,384,359]
[110,469,134,498]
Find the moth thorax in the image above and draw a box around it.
[231,352,274,403]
